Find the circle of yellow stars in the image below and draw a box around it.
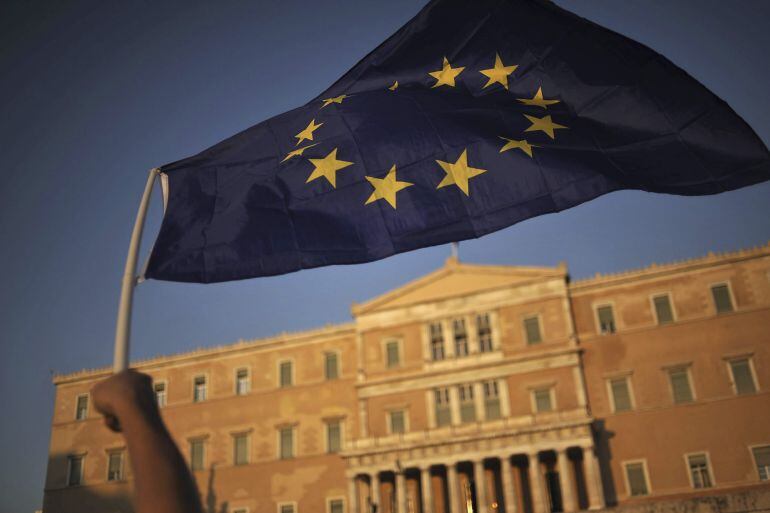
[279,52,568,209]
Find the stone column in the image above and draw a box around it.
[474,460,489,513]
[421,467,434,513]
[501,457,517,513]
[468,314,479,353]
[396,471,407,513]
[557,450,577,513]
[528,452,546,513]
[583,446,605,510]
[449,387,461,426]
[443,319,455,358]
[371,473,381,513]
[349,475,360,513]
[447,463,460,513]
[473,382,486,422]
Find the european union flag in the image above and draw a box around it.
[145,0,769,283]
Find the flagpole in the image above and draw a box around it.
[113,168,160,372]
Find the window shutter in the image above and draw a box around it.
[234,435,248,465]
[534,389,553,412]
[325,353,339,380]
[711,285,734,313]
[669,369,693,403]
[390,411,405,433]
[330,500,344,513]
[68,456,83,486]
[327,422,341,452]
[753,446,770,480]
[730,359,756,395]
[610,378,632,412]
[280,362,293,387]
[524,317,542,344]
[653,295,674,324]
[280,428,294,459]
[386,342,400,367]
[625,463,648,496]
[597,306,616,333]
[191,440,204,471]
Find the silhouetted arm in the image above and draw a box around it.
[92,370,203,513]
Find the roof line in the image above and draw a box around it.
[53,321,355,384]
[570,241,770,289]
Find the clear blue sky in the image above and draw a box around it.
[1,1,768,511]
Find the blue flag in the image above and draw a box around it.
[145,0,769,283]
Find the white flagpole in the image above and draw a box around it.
[113,168,160,372]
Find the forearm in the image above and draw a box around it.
[121,408,203,513]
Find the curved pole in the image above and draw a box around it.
[113,168,160,372]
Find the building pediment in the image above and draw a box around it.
[352,257,566,316]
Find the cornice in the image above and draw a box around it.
[53,322,355,385]
[569,242,770,292]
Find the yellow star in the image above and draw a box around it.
[523,114,568,139]
[365,165,413,209]
[281,143,318,163]
[436,149,487,196]
[389,81,399,91]
[479,53,518,90]
[517,87,560,108]
[498,137,536,158]
[306,148,354,188]
[321,94,349,108]
[429,57,465,88]
[294,119,323,146]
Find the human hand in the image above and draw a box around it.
[91,369,159,433]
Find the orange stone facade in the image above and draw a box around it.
[43,244,770,513]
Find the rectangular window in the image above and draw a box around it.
[193,376,207,402]
[711,284,734,313]
[653,294,674,325]
[233,433,249,466]
[75,394,88,421]
[668,368,694,404]
[326,421,341,453]
[325,352,339,380]
[67,455,83,487]
[429,322,445,361]
[597,305,616,334]
[279,361,293,387]
[434,388,452,427]
[687,453,712,489]
[190,439,205,471]
[624,462,649,496]
[385,340,400,368]
[236,368,250,395]
[154,382,167,407]
[458,384,476,423]
[389,410,406,434]
[483,381,501,420]
[753,446,770,481]
[329,499,344,513]
[729,358,757,395]
[477,314,493,352]
[279,427,294,459]
[609,377,633,412]
[280,505,296,513]
[533,387,553,413]
[453,318,469,357]
[524,316,542,345]
[107,451,124,481]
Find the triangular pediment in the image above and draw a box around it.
[353,257,566,315]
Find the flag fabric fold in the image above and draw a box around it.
[145,0,770,283]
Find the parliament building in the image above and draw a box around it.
[44,244,770,513]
